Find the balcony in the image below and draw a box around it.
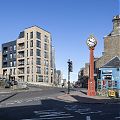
[18,46,25,50]
[18,68,24,75]
[18,60,24,66]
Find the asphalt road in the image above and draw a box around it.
[0,86,120,120]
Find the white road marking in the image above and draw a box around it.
[39,113,71,117]
[22,116,74,120]
[80,111,102,115]
[6,102,14,105]
[86,116,91,120]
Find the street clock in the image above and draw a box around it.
[86,35,97,48]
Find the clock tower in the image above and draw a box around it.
[86,35,97,96]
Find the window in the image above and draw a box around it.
[27,58,29,65]
[30,32,33,39]
[36,40,41,48]
[30,40,33,47]
[44,76,48,82]
[10,69,12,75]
[44,67,48,75]
[31,66,33,73]
[10,61,12,67]
[36,49,41,56]
[44,35,49,43]
[30,49,33,56]
[44,43,48,50]
[44,51,48,58]
[13,61,16,66]
[27,50,28,57]
[27,41,28,48]
[36,66,41,74]
[32,75,33,81]
[36,32,41,39]
[27,67,30,74]
[10,53,13,59]
[14,45,16,51]
[27,33,28,40]
[36,75,43,82]
[44,59,49,67]
[13,68,16,75]
[13,53,16,58]
[9,46,12,51]
[31,58,33,65]
[36,58,41,65]
[27,75,29,82]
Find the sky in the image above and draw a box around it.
[0,0,119,82]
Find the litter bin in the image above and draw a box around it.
[108,90,116,98]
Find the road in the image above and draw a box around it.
[0,86,120,120]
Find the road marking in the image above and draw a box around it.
[115,117,120,119]
[80,111,102,115]
[86,116,91,120]
[6,102,14,105]
[22,116,74,120]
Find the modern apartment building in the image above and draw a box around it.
[2,40,16,80]
[1,26,55,85]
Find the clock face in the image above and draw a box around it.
[86,35,97,48]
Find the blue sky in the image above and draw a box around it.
[0,0,119,81]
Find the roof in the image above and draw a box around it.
[101,56,120,68]
[24,25,51,34]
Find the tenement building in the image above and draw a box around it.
[96,15,120,68]
[1,26,55,85]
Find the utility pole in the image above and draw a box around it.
[67,59,73,94]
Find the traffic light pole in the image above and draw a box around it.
[67,59,72,94]
[68,70,70,94]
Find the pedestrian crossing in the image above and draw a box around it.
[22,109,74,120]
[64,104,102,115]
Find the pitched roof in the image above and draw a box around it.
[101,56,120,68]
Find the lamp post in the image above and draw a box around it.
[86,35,97,96]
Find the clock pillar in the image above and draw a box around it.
[87,47,96,96]
[86,35,97,96]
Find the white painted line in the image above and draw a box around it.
[22,115,74,120]
[39,113,71,117]
[80,111,102,115]
[34,110,55,113]
[36,111,65,115]
[86,116,91,120]
[115,117,120,119]
[6,102,14,105]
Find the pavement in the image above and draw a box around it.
[56,89,120,104]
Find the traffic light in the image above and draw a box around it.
[68,61,73,72]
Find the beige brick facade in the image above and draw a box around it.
[16,26,53,84]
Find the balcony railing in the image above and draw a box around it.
[18,46,25,50]
[18,55,24,58]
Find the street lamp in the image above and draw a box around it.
[86,34,97,96]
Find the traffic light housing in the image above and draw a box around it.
[68,61,73,72]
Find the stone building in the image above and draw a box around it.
[96,15,120,68]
